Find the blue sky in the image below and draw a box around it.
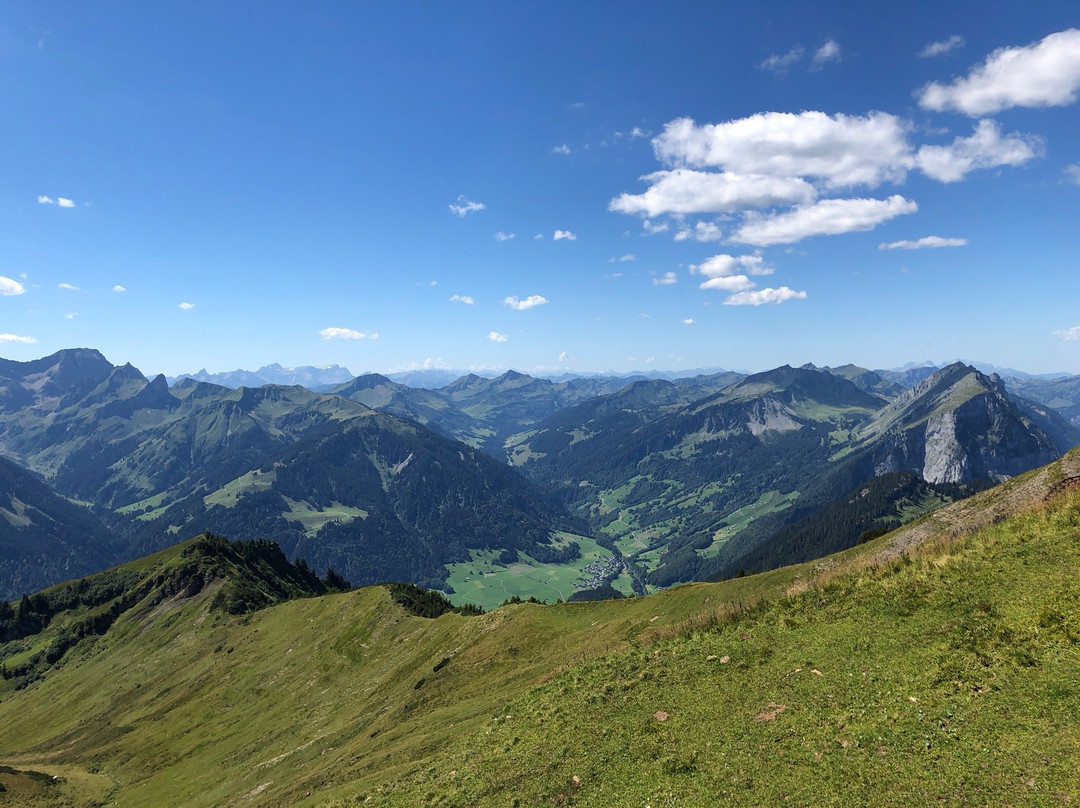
[2,1,1079,377]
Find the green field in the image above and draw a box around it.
[698,488,801,558]
[444,531,620,610]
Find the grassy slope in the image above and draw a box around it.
[1,449,1078,807]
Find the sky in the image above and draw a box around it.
[2,1,1079,377]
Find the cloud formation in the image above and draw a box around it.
[1064,164,1080,185]
[652,112,912,189]
[488,331,509,343]
[1053,326,1080,341]
[759,46,804,73]
[675,221,724,242]
[319,327,377,340]
[653,271,677,286]
[724,287,808,306]
[682,318,696,325]
[919,35,965,58]
[179,302,196,310]
[915,120,1041,182]
[113,285,127,292]
[0,333,37,344]
[504,294,548,310]
[731,195,917,246]
[553,229,577,241]
[1,275,26,296]
[38,195,76,207]
[58,282,79,291]
[812,39,841,66]
[879,236,968,250]
[449,294,475,305]
[610,169,815,216]
[449,195,485,217]
[552,144,571,154]
[918,29,1080,115]
[494,231,515,241]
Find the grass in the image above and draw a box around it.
[282,498,369,536]
[202,468,277,508]
[699,488,801,558]
[444,532,615,610]
[1,448,1078,807]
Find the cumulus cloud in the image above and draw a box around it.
[724,287,808,306]
[630,127,647,139]
[879,236,968,250]
[611,169,815,217]
[113,285,127,292]
[488,331,509,343]
[918,29,1080,115]
[1064,164,1080,184]
[1,275,26,296]
[759,46,804,73]
[59,282,81,291]
[552,144,571,155]
[319,327,377,340]
[919,35,965,58]
[0,333,37,344]
[178,302,196,310]
[675,221,724,242]
[38,195,77,207]
[700,274,756,292]
[915,120,1042,182]
[449,194,485,217]
[504,294,548,311]
[642,219,669,235]
[558,351,570,362]
[495,231,515,241]
[553,229,577,241]
[65,312,77,320]
[619,253,636,261]
[653,271,677,286]
[682,318,696,325]
[812,39,841,66]
[731,195,917,246]
[449,294,475,305]
[690,253,774,278]
[652,112,912,189]
[1053,326,1080,341]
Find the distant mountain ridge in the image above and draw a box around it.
[167,362,355,389]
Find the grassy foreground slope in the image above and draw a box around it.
[2,449,1079,806]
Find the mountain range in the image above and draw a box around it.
[2,348,1079,602]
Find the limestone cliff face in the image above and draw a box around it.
[867,365,1062,484]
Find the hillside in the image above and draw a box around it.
[1,448,1078,806]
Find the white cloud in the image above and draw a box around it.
[630,127,647,139]
[449,194,485,217]
[1064,164,1080,184]
[488,331,509,343]
[449,294,475,305]
[918,29,1080,115]
[39,195,78,207]
[319,327,377,340]
[724,287,807,306]
[759,46,804,73]
[879,236,968,250]
[691,253,774,278]
[495,231,515,241]
[700,274,756,292]
[0,275,26,296]
[37,195,54,204]
[604,272,624,279]
[552,144,571,155]
[178,301,196,310]
[675,220,725,242]
[65,312,77,320]
[113,285,127,292]
[57,198,75,208]
[1053,326,1080,341]
[812,39,841,66]
[652,112,912,189]
[0,333,37,344]
[915,120,1042,183]
[533,233,544,239]
[653,271,677,286]
[919,35,965,58]
[553,229,577,241]
[731,195,918,246]
[642,219,669,235]
[58,282,79,291]
[504,294,548,311]
[612,168,816,217]
[682,318,696,325]
[558,351,570,362]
